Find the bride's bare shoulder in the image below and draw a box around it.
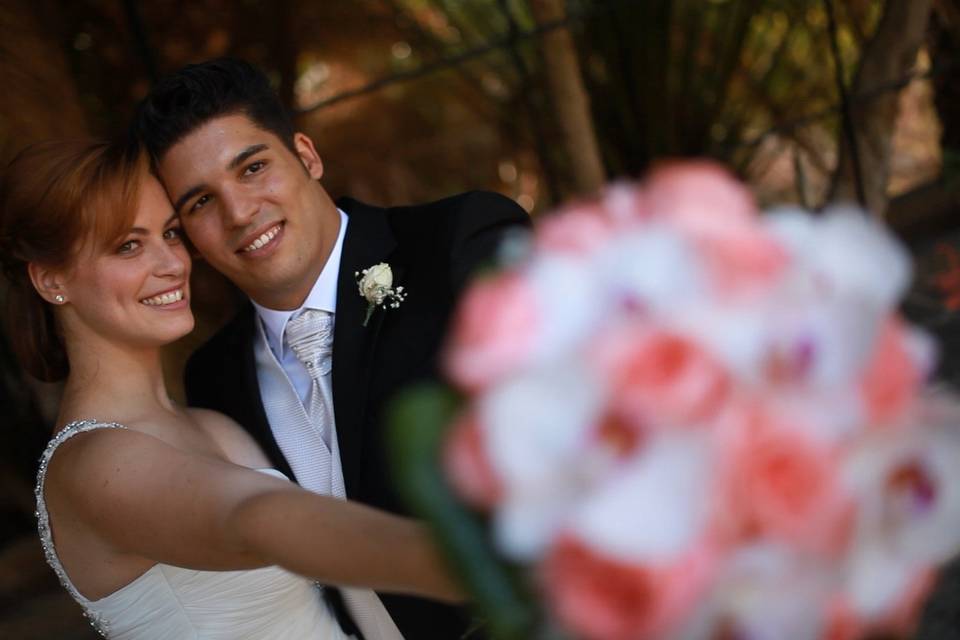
[42,424,173,498]
[47,421,161,462]
[186,408,272,469]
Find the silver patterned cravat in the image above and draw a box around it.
[283,309,343,497]
[284,309,404,640]
[285,310,336,449]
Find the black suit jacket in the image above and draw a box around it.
[185,191,530,639]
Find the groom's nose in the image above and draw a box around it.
[220,185,259,227]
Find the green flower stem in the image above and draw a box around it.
[387,385,536,640]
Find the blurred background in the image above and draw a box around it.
[1,0,959,637]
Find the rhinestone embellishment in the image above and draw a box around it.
[35,419,127,638]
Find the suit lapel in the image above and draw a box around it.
[332,197,398,498]
[230,305,297,481]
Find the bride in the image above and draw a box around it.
[0,138,461,638]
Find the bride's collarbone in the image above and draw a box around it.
[129,418,237,465]
[185,409,273,469]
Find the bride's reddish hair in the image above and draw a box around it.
[0,138,148,381]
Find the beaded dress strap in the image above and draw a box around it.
[35,419,127,637]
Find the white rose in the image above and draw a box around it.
[359,263,393,304]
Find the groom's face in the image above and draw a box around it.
[157,114,335,310]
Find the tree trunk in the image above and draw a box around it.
[932,0,960,154]
[886,179,960,243]
[828,0,934,216]
[529,0,606,197]
[880,1,960,245]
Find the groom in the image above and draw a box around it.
[133,58,529,639]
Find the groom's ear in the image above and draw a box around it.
[293,133,324,180]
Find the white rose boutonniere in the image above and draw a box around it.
[356,262,407,326]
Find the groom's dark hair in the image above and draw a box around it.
[133,57,297,160]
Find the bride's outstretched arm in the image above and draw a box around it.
[45,426,462,603]
[227,487,459,601]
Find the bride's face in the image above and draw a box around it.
[60,176,194,348]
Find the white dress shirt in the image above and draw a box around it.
[250,209,406,639]
[253,208,348,404]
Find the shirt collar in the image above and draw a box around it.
[253,207,348,359]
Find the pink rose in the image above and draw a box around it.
[696,224,788,297]
[715,402,855,556]
[444,273,540,391]
[535,203,617,256]
[644,161,757,228]
[591,324,732,431]
[542,534,719,640]
[644,161,787,296]
[601,181,652,224]
[443,411,502,509]
[859,318,927,426]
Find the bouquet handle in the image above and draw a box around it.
[388,385,536,640]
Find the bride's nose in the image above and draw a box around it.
[152,242,189,278]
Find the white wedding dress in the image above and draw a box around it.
[35,420,354,639]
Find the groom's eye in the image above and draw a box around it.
[190,194,211,213]
[244,161,265,176]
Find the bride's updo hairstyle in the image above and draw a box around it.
[0,139,147,382]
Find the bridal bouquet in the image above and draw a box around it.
[390,162,960,640]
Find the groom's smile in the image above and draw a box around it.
[237,221,285,256]
[156,113,342,311]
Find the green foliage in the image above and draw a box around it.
[387,384,537,640]
[391,0,886,183]
[568,0,884,175]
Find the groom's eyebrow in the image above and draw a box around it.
[171,144,270,213]
[173,186,203,214]
[227,144,269,170]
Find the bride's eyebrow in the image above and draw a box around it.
[122,213,180,236]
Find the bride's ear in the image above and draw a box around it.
[28,262,68,305]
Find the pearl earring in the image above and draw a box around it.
[54,294,65,304]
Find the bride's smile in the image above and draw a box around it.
[53,176,195,348]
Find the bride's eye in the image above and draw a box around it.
[117,239,140,254]
[164,227,183,242]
